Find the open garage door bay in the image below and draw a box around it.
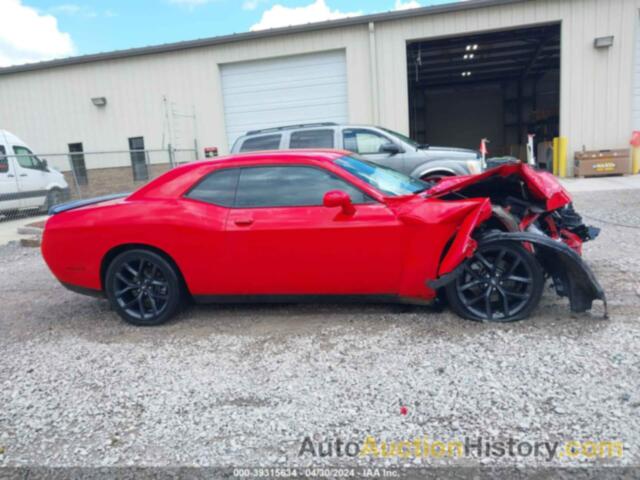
[407,24,560,168]
[220,50,348,148]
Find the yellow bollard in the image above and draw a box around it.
[633,146,640,175]
[552,137,559,176]
[558,136,568,178]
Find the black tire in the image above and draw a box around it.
[105,249,183,326]
[421,172,453,183]
[45,188,63,211]
[445,241,544,322]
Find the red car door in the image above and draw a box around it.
[224,165,405,295]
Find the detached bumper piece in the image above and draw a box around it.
[481,232,607,318]
[554,203,600,242]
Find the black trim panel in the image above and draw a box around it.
[61,282,105,298]
[0,189,48,202]
[49,192,130,215]
[193,294,433,306]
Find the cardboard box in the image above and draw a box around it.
[574,149,631,177]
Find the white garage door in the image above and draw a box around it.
[220,50,348,148]
[634,13,640,131]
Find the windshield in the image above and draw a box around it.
[335,155,430,196]
[379,127,420,149]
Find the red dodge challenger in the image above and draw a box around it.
[41,150,605,326]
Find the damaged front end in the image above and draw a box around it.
[426,163,606,318]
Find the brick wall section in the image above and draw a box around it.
[64,164,173,198]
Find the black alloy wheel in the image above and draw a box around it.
[105,249,183,326]
[445,241,544,322]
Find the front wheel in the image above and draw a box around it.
[105,249,183,326]
[445,241,544,322]
[44,188,63,212]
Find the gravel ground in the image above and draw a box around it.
[0,189,639,472]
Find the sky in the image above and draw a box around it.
[0,0,460,67]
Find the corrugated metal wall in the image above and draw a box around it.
[0,0,638,174]
[634,8,640,131]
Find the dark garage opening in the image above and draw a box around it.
[407,24,560,167]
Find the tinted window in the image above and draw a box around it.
[235,166,368,208]
[186,168,239,206]
[239,135,281,152]
[289,129,334,149]
[0,145,7,173]
[343,129,390,155]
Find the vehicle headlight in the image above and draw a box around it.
[466,160,483,175]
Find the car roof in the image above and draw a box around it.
[128,149,353,200]
[0,129,26,145]
[239,124,383,138]
[194,149,350,168]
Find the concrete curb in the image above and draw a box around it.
[17,221,45,248]
[20,237,42,248]
[17,226,44,236]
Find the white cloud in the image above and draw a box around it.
[250,0,361,31]
[242,0,267,11]
[0,0,74,67]
[394,0,421,10]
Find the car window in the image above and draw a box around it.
[186,168,240,207]
[289,129,334,149]
[235,166,369,208]
[239,135,282,153]
[0,145,7,173]
[335,155,429,196]
[343,129,390,155]
[13,146,41,170]
[379,127,420,148]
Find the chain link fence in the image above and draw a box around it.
[0,147,198,223]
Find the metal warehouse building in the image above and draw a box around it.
[1,0,639,185]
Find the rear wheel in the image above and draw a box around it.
[105,249,183,326]
[445,241,544,322]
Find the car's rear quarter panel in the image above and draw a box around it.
[42,198,230,293]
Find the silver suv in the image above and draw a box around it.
[230,123,482,180]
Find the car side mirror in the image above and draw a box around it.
[323,190,355,216]
[380,142,401,155]
[41,159,48,170]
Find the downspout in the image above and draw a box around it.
[368,21,380,125]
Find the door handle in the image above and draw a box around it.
[19,174,27,177]
[7,174,14,178]
[233,218,254,226]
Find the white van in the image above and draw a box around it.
[0,130,69,215]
